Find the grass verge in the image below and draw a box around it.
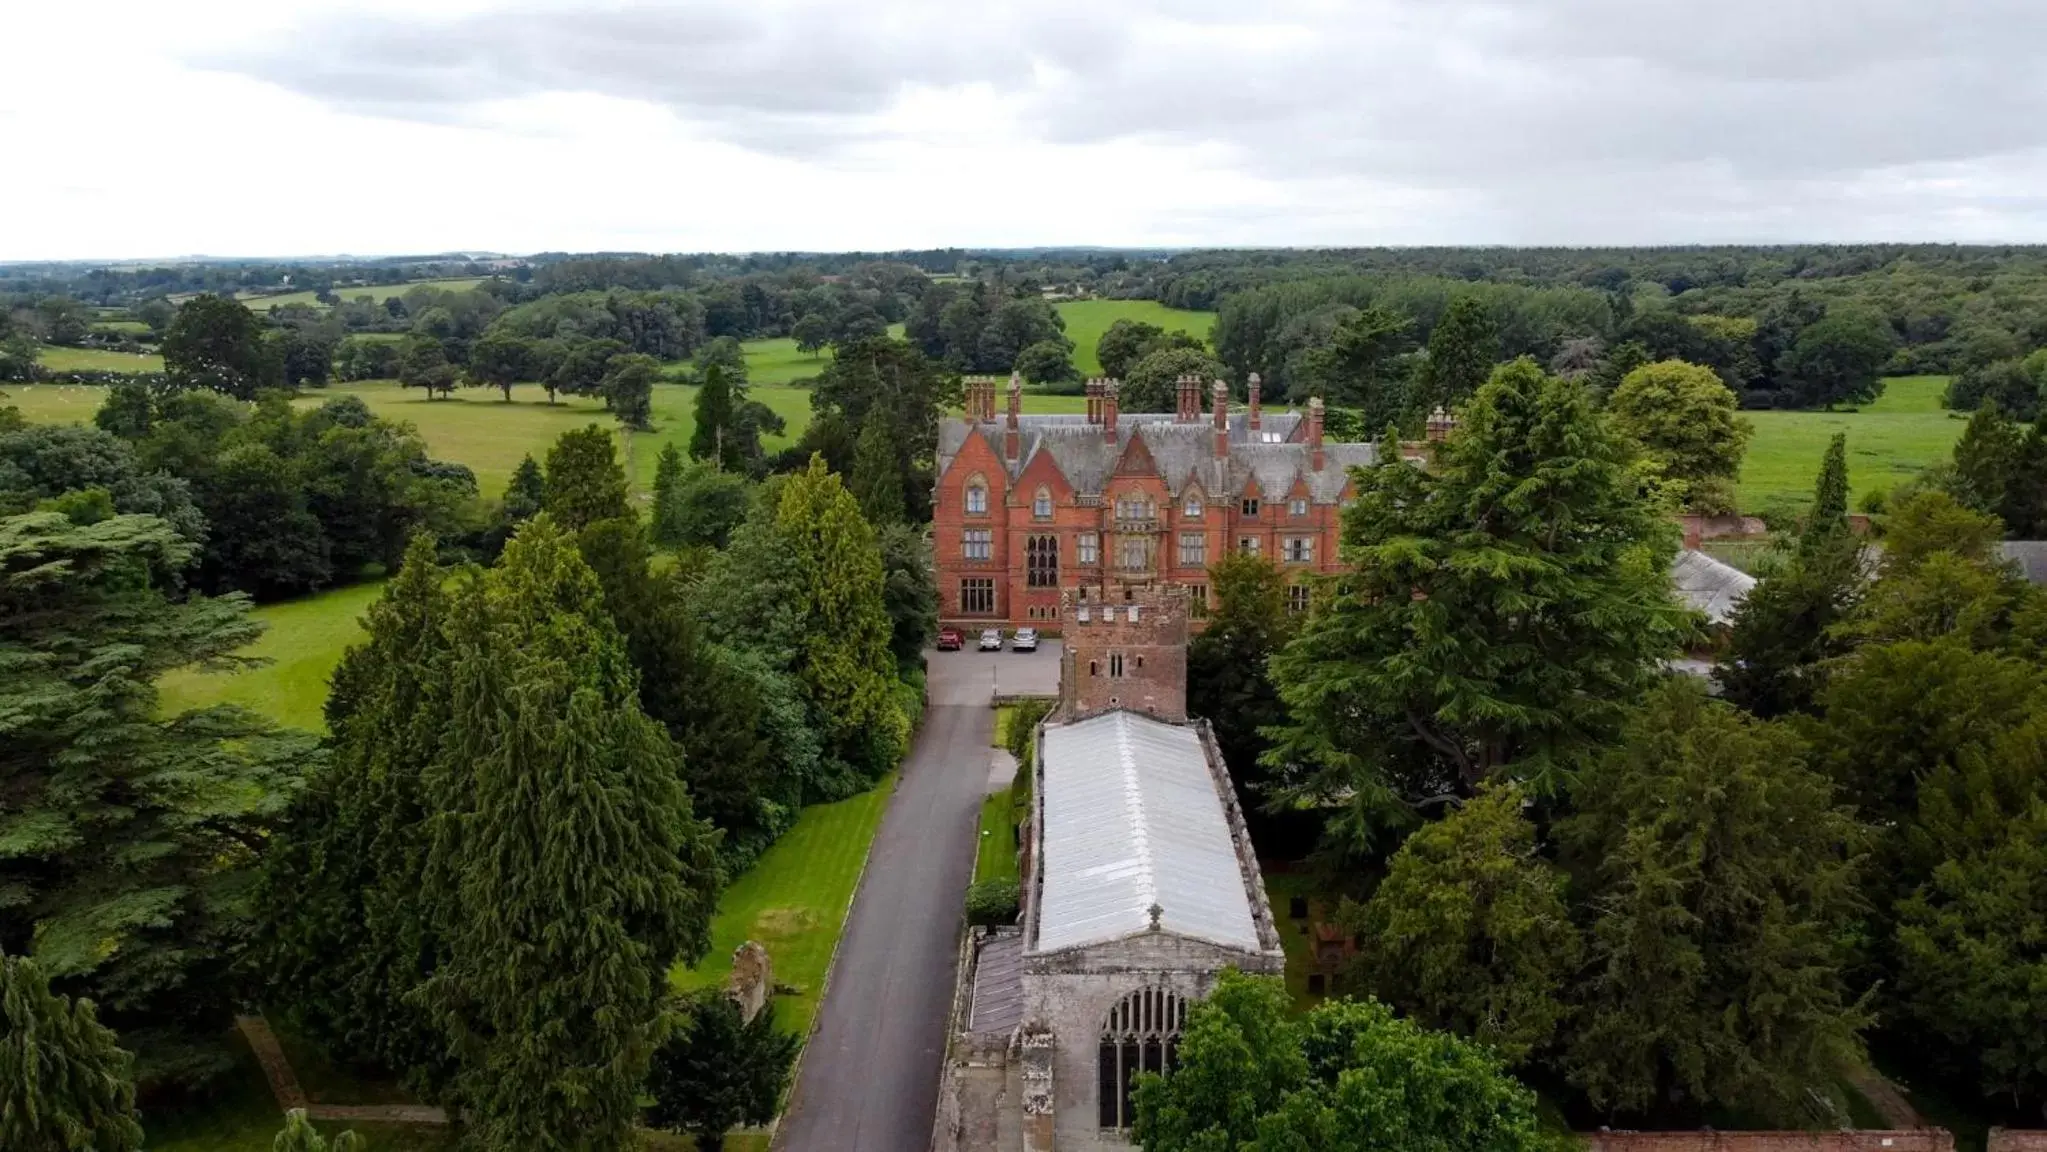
[670,775,896,1037]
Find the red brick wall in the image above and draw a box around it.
[1580,1131,1953,1152]
[1059,586,1190,721]
[933,414,1351,631]
[1989,1130,2047,1152]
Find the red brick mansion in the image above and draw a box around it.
[934,373,1383,630]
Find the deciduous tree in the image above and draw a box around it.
[1777,310,1895,409]
[1607,359,1751,514]
[1131,972,1551,1152]
[1119,346,1224,413]
[162,294,279,399]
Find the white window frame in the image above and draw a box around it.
[1184,494,1203,518]
[1284,536,1314,563]
[1238,536,1261,557]
[1033,486,1053,520]
[1077,532,1100,565]
[1178,532,1206,567]
[1288,497,1309,517]
[963,528,992,561]
[965,483,988,516]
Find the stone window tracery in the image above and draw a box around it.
[1098,987,1187,1129]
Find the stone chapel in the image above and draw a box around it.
[933,585,1286,1152]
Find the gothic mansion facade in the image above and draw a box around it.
[934,374,1379,630]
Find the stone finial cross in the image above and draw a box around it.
[1147,902,1164,931]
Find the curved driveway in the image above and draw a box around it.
[777,645,1060,1152]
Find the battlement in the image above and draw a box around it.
[1058,584,1189,721]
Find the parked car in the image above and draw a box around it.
[1011,627,1039,653]
[936,627,963,651]
[978,628,1005,652]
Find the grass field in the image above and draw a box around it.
[158,580,384,731]
[295,382,619,497]
[37,345,164,373]
[239,278,490,312]
[1053,299,1217,376]
[974,791,1019,885]
[670,776,895,1037]
[92,319,151,334]
[2,382,115,423]
[628,379,812,493]
[1739,375,1963,509]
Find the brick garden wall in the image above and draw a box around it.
[1580,1131,1953,1152]
[1989,1131,2047,1152]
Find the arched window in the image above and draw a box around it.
[1027,534,1059,587]
[1098,987,1187,1129]
[965,475,989,516]
[1033,486,1053,519]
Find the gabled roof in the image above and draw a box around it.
[1670,548,1756,625]
[1999,541,2047,586]
[937,411,1375,503]
[1033,711,1262,954]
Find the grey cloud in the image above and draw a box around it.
[196,0,2047,240]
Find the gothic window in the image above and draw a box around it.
[963,528,992,560]
[1183,493,1203,518]
[1177,532,1206,567]
[1033,486,1053,520]
[1027,534,1059,588]
[1098,987,1187,1129]
[961,578,995,615]
[1076,532,1100,565]
[965,478,988,516]
[1109,652,1125,678]
[1115,494,1155,520]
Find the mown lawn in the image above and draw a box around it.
[37,344,164,373]
[974,791,1019,885]
[158,580,384,731]
[670,775,896,1037]
[1053,299,1217,375]
[3,381,114,423]
[1739,375,1963,511]
[627,380,812,493]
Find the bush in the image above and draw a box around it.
[965,878,1020,926]
[1005,696,1054,775]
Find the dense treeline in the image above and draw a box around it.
[1182,355,2047,1135]
[1,348,940,1145]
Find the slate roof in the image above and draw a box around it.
[1032,711,1262,955]
[938,412,1376,503]
[967,931,1024,1035]
[1670,548,1756,626]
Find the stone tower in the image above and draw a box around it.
[1057,584,1189,722]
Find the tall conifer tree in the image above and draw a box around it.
[848,406,906,526]
[423,515,719,1150]
[649,443,688,545]
[542,425,631,531]
[0,952,144,1152]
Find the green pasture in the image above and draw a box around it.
[294,381,617,497]
[37,345,164,373]
[628,380,811,493]
[1052,299,1217,376]
[240,277,489,312]
[1738,375,1963,510]
[92,319,152,334]
[2,382,114,423]
[670,776,895,1037]
[158,580,384,731]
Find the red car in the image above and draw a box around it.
[935,627,964,651]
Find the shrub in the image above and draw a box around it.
[965,879,1021,926]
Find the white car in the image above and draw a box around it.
[1010,627,1039,653]
[978,628,1005,651]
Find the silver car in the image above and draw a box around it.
[1010,627,1039,652]
[978,628,1004,651]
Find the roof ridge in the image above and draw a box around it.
[1112,713,1159,917]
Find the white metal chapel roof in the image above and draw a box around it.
[1034,711,1261,954]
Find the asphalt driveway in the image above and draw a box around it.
[776,643,1058,1151]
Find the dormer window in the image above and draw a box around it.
[965,479,988,516]
[1183,494,1202,518]
[1033,486,1053,520]
[1288,497,1308,517]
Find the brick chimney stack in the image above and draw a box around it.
[1426,405,1456,442]
[1308,397,1325,471]
[1211,379,1230,459]
[1176,374,1201,423]
[1086,378,1102,424]
[1247,373,1262,431]
[1102,380,1120,443]
[1005,372,1022,461]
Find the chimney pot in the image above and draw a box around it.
[1248,373,1262,431]
[1211,379,1229,459]
[1103,381,1120,443]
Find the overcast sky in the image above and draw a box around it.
[9,0,2047,260]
